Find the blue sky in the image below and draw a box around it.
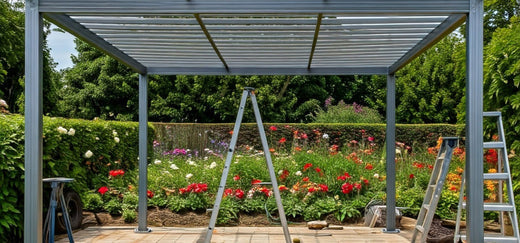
[47,24,77,70]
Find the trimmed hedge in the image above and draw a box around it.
[153,122,464,151]
[0,114,153,242]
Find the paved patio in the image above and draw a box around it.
[55,225,414,243]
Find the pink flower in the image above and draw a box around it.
[98,186,109,195]
[368,136,375,142]
[269,126,277,131]
[233,175,241,181]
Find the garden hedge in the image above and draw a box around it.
[0,114,153,242]
[153,122,464,152]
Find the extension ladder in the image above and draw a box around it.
[411,137,459,243]
[455,111,520,242]
[203,88,291,243]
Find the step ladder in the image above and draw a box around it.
[203,88,291,243]
[454,111,520,243]
[411,137,459,243]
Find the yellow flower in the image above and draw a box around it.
[488,168,497,173]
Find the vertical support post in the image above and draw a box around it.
[25,0,43,242]
[136,74,151,233]
[466,0,484,240]
[384,74,399,233]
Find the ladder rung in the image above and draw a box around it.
[483,141,505,149]
[462,202,515,212]
[422,204,430,211]
[458,235,519,242]
[483,173,509,180]
[206,209,213,213]
[483,111,501,117]
[415,225,425,233]
[258,182,273,185]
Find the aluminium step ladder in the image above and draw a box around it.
[203,87,291,243]
[455,111,520,243]
[411,137,459,243]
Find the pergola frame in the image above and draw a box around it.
[24,0,484,242]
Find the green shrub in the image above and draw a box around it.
[312,101,384,124]
[216,197,240,225]
[122,193,139,210]
[83,193,104,212]
[122,209,137,223]
[303,197,338,221]
[167,196,188,213]
[105,199,123,215]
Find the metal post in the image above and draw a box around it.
[466,0,484,241]
[136,74,151,233]
[384,74,399,233]
[25,0,43,242]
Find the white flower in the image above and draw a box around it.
[295,171,302,176]
[112,130,118,136]
[396,148,402,154]
[373,173,380,179]
[186,173,193,179]
[67,128,75,136]
[57,126,68,134]
[204,148,210,152]
[95,137,100,141]
[154,159,162,165]
[84,150,93,159]
[278,170,284,175]
[203,156,208,161]
[322,133,329,139]
[170,164,179,170]
[209,162,217,169]
[114,137,120,143]
[163,171,171,175]
[0,99,8,108]
[334,195,340,200]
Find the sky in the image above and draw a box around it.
[47,24,77,70]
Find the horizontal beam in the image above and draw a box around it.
[147,66,388,75]
[43,13,146,74]
[388,14,466,74]
[39,0,470,14]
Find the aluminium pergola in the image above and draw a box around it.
[24,0,484,242]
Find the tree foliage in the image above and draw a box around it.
[0,0,61,115]
[483,16,520,150]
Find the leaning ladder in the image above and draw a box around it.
[203,87,291,243]
[411,137,459,243]
[454,111,520,242]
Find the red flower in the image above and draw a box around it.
[109,169,125,177]
[279,185,288,191]
[428,165,434,170]
[229,130,233,135]
[344,172,351,179]
[409,173,415,179]
[365,164,373,170]
[279,137,287,143]
[252,179,262,185]
[269,126,277,131]
[301,133,308,139]
[98,186,109,195]
[314,167,322,173]
[224,188,233,196]
[485,149,498,164]
[279,170,290,180]
[308,187,316,193]
[235,189,245,199]
[318,184,328,192]
[353,183,362,190]
[302,177,309,182]
[260,187,271,197]
[147,190,154,198]
[294,146,302,152]
[363,179,369,185]
[341,183,353,194]
[303,163,313,171]
[233,175,241,181]
[179,188,187,194]
[269,148,275,153]
[337,175,346,181]
[368,136,375,142]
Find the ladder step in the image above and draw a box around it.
[206,209,213,213]
[258,182,273,185]
[422,204,430,211]
[483,173,509,180]
[415,225,425,233]
[458,235,519,242]
[483,111,501,117]
[484,141,505,149]
[462,202,515,212]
